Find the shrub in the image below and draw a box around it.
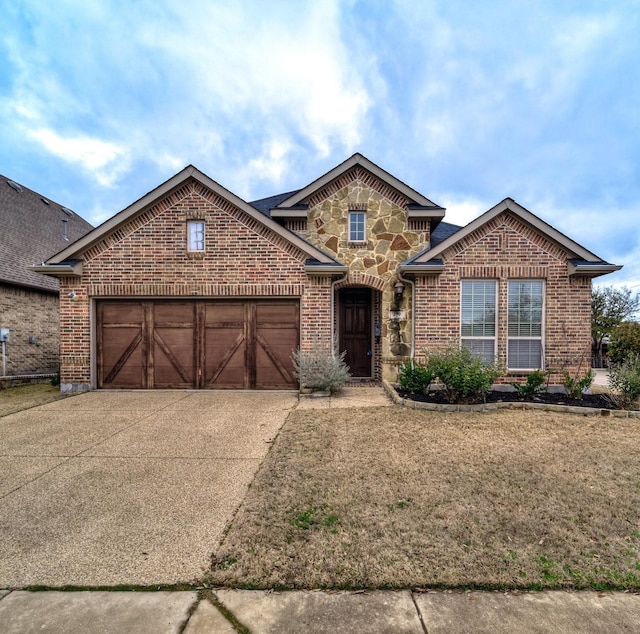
[608,321,640,364]
[608,354,640,410]
[562,369,594,400]
[398,359,434,394]
[425,346,505,404]
[50,369,60,387]
[511,369,549,398]
[292,349,351,393]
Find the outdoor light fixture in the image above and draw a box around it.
[67,290,80,302]
[394,280,405,297]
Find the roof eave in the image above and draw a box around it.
[304,264,349,275]
[399,262,445,275]
[30,262,83,277]
[568,263,623,278]
[270,207,308,218]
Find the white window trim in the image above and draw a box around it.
[348,211,366,243]
[187,219,205,252]
[507,279,545,371]
[460,279,498,363]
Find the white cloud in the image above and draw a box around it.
[29,128,128,186]
[438,195,489,227]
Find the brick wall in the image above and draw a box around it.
[414,212,592,384]
[0,283,59,376]
[58,180,319,390]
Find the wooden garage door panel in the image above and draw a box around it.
[255,302,298,389]
[204,302,246,388]
[153,303,195,387]
[97,299,299,389]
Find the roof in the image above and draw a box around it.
[401,198,621,277]
[274,153,445,214]
[249,191,299,217]
[38,165,338,271]
[0,176,93,292]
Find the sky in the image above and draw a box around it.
[1,0,639,292]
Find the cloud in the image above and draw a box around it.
[29,128,128,186]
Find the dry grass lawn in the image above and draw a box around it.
[0,383,68,417]
[209,407,640,590]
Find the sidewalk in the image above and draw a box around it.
[1,588,639,633]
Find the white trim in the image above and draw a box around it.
[187,219,205,252]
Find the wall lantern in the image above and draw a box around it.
[394,280,405,297]
[68,290,81,302]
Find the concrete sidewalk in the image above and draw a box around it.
[1,588,639,633]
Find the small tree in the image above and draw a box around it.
[592,286,640,366]
[608,321,640,364]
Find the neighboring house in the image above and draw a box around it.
[33,154,620,392]
[0,176,93,378]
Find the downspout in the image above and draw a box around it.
[330,271,349,355]
[397,269,415,358]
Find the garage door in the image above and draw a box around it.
[97,300,299,389]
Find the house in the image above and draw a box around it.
[0,176,93,380]
[33,154,620,392]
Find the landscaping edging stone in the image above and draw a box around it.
[382,380,640,418]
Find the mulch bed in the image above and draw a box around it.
[396,388,614,409]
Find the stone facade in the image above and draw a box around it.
[0,284,60,376]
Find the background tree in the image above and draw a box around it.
[592,286,640,366]
[608,321,640,364]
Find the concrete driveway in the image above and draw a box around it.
[0,391,297,587]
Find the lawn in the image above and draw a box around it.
[0,383,69,417]
[209,406,640,590]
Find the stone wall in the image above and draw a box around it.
[0,284,59,376]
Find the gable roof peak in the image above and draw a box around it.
[275,153,445,211]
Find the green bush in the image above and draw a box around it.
[398,359,434,394]
[511,369,548,398]
[562,369,594,400]
[292,349,351,393]
[425,346,505,404]
[608,321,640,364]
[50,369,60,387]
[608,354,640,410]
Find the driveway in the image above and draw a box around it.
[0,391,297,587]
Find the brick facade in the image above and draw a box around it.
[413,213,592,383]
[45,158,611,391]
[0,284,60,376]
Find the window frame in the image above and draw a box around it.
[348,211,366,243]
[460,279,498,364]
[507,279,545,371]
[187,219,205,252]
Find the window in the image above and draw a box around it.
[461,280,497,363]
[348,211,366,242]
[508,280,544,369]
[187,220,205,251]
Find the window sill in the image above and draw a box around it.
[186,251,205,259]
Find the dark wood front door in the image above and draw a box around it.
[97,299,299,389]
[339,288,372,378]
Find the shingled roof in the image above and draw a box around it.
[0,176,93,292]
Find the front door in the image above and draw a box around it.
[339,288,372,378]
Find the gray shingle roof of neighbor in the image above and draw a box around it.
[430,221,463,247]
[0,176,93,292]
[249,191,299,216]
